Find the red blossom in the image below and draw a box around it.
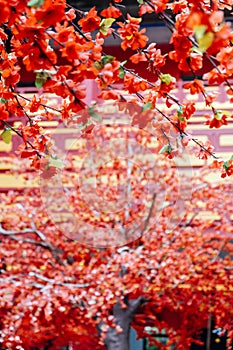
[20,148,38,159]
[182,101,196,119]
[118,14,148,51]
[98,90,120,100]
[40,158,58,180]
[221,159,233,178]
[100,6,122,19]
[168,0,187,13]
[205,112,228,128]
[183,79,204,94]
[139,0,169,15]
[34,0,66,28]
[203,68,227,85]
[0,2,10,24]
[195,140,215,160]
[0,2,233,348]
[130,53,147,64]
[147,44,167,70]
[78,7,101,32]
[123,73,149,93]
[0,103,9,120]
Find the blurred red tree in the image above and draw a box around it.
[0,1,233,349]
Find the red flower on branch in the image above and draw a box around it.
[20,148,38,159]
[56,26,74,43]
[221,159,233,178]
[146,43,167,70]
[34,0,66,28]
[100,6,122,19]
[182,101,196,120]
[118,14,148,51]
[168,0,187,13]
[40,158,58,180]
[130,53,147,64]
[124,73,149,93]
[139,0,169,15]
[78,7,101,32]
[183,79,204,94]
[195,140,215,160]
[0,103,9,120]
[205,111,229,129]
[28,95,46,113]
[0,1,10,25]
[203,68,226,85]
[98,90,120,100]
[169,34,193,71]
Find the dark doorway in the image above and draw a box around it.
[191,328,228,350]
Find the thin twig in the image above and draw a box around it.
[206,314,212,350]
[16,93,62,113]
[0,223,64,265]
[28,272,89,288]
[139,193,157,238]
[1,121,42,158]
[155,107,219,159]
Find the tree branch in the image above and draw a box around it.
[139,193,157,238]
[0,223,64,265]
[28,272,89,288]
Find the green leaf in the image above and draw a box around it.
[177,107,184,121]
[88,107,102,121]
[213,110,231,121]
[27,0,44,8]
[0,98,8,103]
[101,55,115,66]
[129,16,141,23]
[90,112,102,121]
[161,73,172,85]
[191,46,203,55]
[100,18,115,36]
[194,25,214,53]
[35,69,56,74]
[119,67,125,79]
[137,0,144,3]
[100,18,115,28]
[195,25,207,41]
[35,71,49,88]
[49,158,64,169]
[142,102,153,111]
[222,110,231,117]
[118,60,127,79]
[224,155,233,169]
[177,106,183,117]
[159,144,172,154]
[35,70,56,88]
[79,119,93,130]
[198,32,214,53]
[126,34,133,40]
[223,161,230,170]
[93,61,102,70]
[120,60,127,67]
[214,111,223,120]
[35,73,47,88]
[1,128,12,144]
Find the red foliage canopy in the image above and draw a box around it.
[0,0,233,349]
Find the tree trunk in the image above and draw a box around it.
[105,327,130,350]
[104,297,145,350]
